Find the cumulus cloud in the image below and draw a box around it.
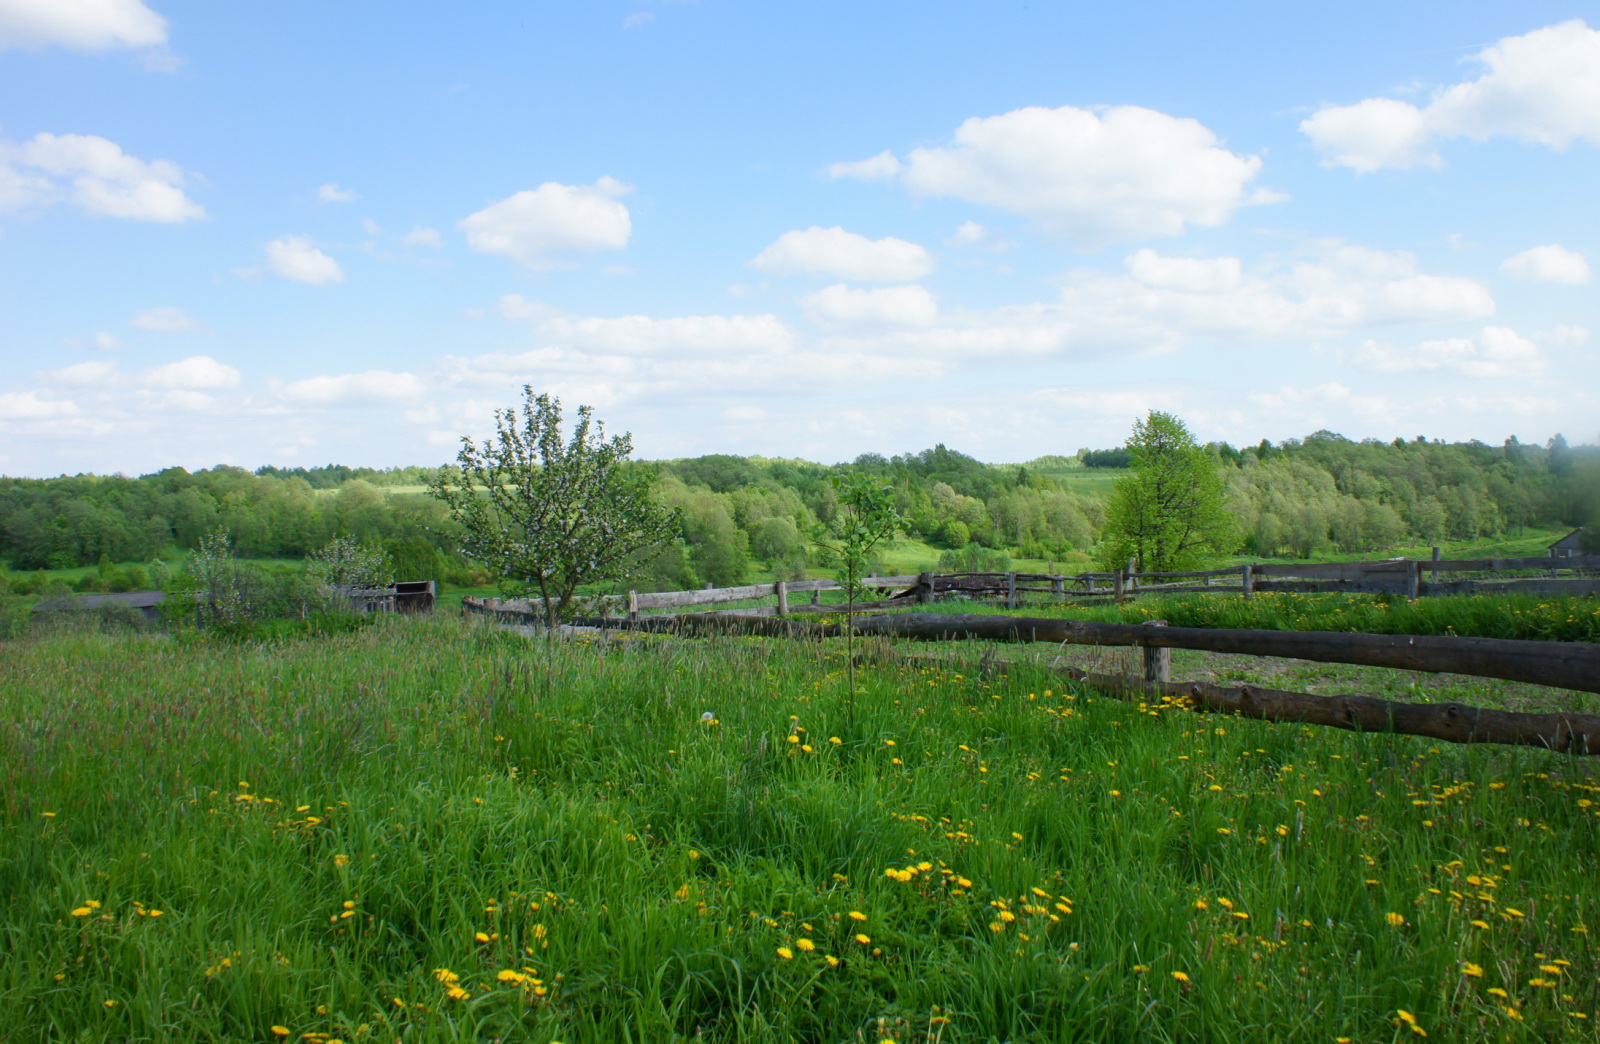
[265,235,345,285]
[49,359,118,384]
[824,149,903,182]
[1353,325,1545,378]
[316,182,358,203]
[0,132,204,221]
[1057,242,1495,346]
[802,284,938,328]
[143,355,241,390]
[1303,20,1600,171]
[132,306,200,332]
[0,0,166,52]
[403,225,443,248]
[458,177,632,268]
[831,105,1271,248]
[0,389,80,419]
[751,226,934,282]
[540,313,797,356]
[1500,244,1590,284]
[281,370,427,406]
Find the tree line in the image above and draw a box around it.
[2,430,1595,594]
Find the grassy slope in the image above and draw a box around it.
[0,619,1595,1042]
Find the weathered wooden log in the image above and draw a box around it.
[1057,668,1600,755]
[846,612,1600,694]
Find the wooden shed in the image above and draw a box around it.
[1549,528,1586,558]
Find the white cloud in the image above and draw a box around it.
[281,370,427,406]
[0,132,204,221]
[1056,242,1495,346]
[949,221,990,246]
[1500,244,1590,284]
[1353,325,1544,378]
[94,330,122,350]
[265,235,345,285]
[458,177,632,268]
[802,284,938,328]
[540,313,797,355]
[622,12,654,29]
[0,0,166,52]
[1549,324,1590,346]
[838,105,1270,248]
[751,226,934,282]
[0,390,80,419]
[131,306,200,332]
[496,293,559,322]
[404,225,443,248]
[142,355,241,390]
[824,149,903,182]
[1303,20,1600,171]
[48,359,118,385]
[1298,98,1439,173]
[317,182,358,203]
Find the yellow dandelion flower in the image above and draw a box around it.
[1488,987,1509,998]
[824,954,839,967]
[333,854,350,867]
[1172,971,1189,983]
[1385,912,1406,926]
[1471,919,1491,929]
[70,907,92,918]
[475,932,490,943]
[795,938,815,952]
[776,947,793,960]
[849,911,867,922]
[270,1029,290,1039]
[1462,962,1483,977]
[855,933,871,945]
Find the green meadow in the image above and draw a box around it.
[2,616,1596,1042]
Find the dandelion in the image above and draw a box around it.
[1462,962,1483,977]
[855,933,871,945]
[1470,919,1491,929]
[70,906,92,918]
[1488,988,1509,998]
[776,947,793,959]
[333,854,350,868]
[796,938,815,952]
[701,711,715,722]
[825,954,839,967]
[1385,912,1406,926]
[475,932,490,943]
[271,1029,290,1039]
[849,911,867,922]
[1172,971,1189,983]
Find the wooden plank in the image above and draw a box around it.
[1252,560,1413,580]
[1423,554,1600,572]
[1422,578,1600,598]
[846,612,1600,694]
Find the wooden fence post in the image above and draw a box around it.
[1051,574,1064,600]
[775,580,788,616]
[1405,561,1421,600]
[1431,546,1440,587]
[1006,572,1017,610]
[1241,564,1254,601]
[1127,557,1138,592]
[1142,620,1170,684]
[918,571,934,605]
[811,587,821,605]
[1113,569,1125,605]
[627,590,638,622]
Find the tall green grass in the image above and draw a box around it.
[972,591,1600,643]
[0,619,1595,1042]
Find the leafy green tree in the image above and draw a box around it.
[812,473,904,700]
[1097,411,1239,573]
[306,536,394,611]
[427,388,676,632]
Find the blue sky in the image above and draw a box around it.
[1,1,1596,476]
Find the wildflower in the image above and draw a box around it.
[776,947,793,960]
[271,1030,290,1039]
[849,911,867,922]
[475,932,490,943]
[829,736,842,745]
[70,907,92,918]
[825,954,839,967]
[701,711,715,722]
[333,854,350,868]
[855,933,871,945]
[1470,920,1491,929]
[1172,971,1189,983]
[1193,899,1209,911]
[1488,988,1509,998]
[1462,962,1483,977]
[1385,912,1406,926]
[796,938,815,952]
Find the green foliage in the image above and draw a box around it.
[305,535,395,609]
[938,544,1012,573]
[1098,411,1239,572]
[2,622,1596,1040]
[427,388,677,628]
[812,473,904,609]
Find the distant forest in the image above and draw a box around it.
[2,433,1596,592]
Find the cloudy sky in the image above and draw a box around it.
[1,1,1596,476]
